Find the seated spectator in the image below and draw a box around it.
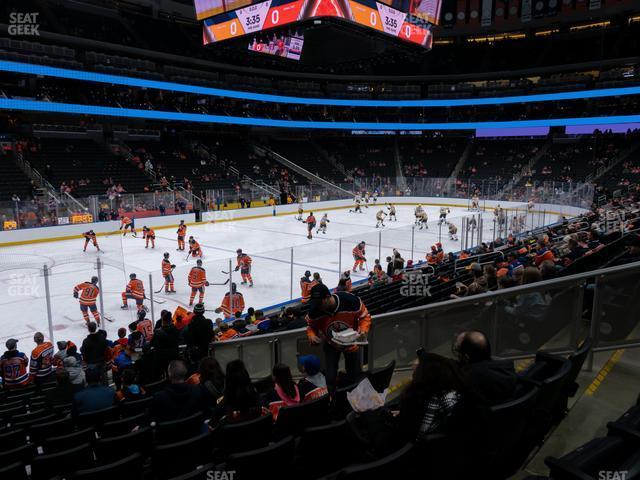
[297,355,328,401]
[399,352,469,440]
[187,357,225,405]
[63,346,86,391]
[116,369,146,402]
[452,331,517,405]
[115,328,128,347]
[152,360,208,422]
[73,366,116,415]
[214,360,269,425]
[45,370,76,407]
[217,322,239,341]
[150,311,180,377]
[264,363,302,420]
[52,340,68,372]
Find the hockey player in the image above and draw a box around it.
[305,212,316,240]
[188,236,202,258]
[471,194,480,211]
[121,273,145,312]
[296,204,304,221]
[352,241,366,272]
[387,203,397,222]
[188,259,209,306]
[82,230,101,252]
[142,226,155,249]
[161,253,176,293]
[375,209,387,228]
[417,210,429,230]
[527,199,535,211]
[73,276,101,325]
[372,191,378,205]
[364,192,370,208]
[235,249,253,286]
[438,207,450,225]
[317,213,330,234]
[177,220,187,251]
[120,216,136,237]
[448,222,459,241]
[414,205,425,225]
[300,270,317,303]
[349,197,363,214]
[215,283,245,318]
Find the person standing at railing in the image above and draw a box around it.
[305,283,371,393]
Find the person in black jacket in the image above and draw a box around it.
[150,312,180,379]
[453,330,518,405]
[184,303,213,361]
[152,359,208,422]
[81,322,109,383]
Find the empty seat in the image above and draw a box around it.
[155,411,204,444]
[0,428,26,451]
[0,444,34,466]
[298,421,352,476]
[120,396,153,417]
[94,426,152,464]
[72,453,144,480]
[76,406,120,429]
[99,412,148,437]
[212,413,272,460]
[31,443,95,480]
[367,360,396,393]
[29,417,74,446]
[151,431,213,479]
[43,428,95,454]
[275,395,330,438]
[226,436,295,479]
[143,379,167,395]
[0,461,27,480]
[335,442,415,479]
[166,464,215,480]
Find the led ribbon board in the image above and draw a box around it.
[1,98,640,131]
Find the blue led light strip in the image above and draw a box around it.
[1,98,639,130]
[2,60,640,108]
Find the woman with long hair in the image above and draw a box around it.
[215,360,269,425]
[187,357,225,404]
[399,352,470,440]
[264,363,302,420]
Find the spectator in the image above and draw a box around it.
[306,284,371,392]
[187,357,225,406]
[452,331,517,405]
[152,360,208,422]
[386,256,394,277]
[73,366,116,415]
[52,340,69,372]
[116,368,147,402]
[0,338,30,389]
[399,352,470,440]
[81,321,109,382]
[184,303,213,361]
[30,332,54,384]
[150,311,180,378]
[264,363,302,420]
[63,345,86,391]
[215,360,269,425]
[45,370,76,408]
[297,355,328,401]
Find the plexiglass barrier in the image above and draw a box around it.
[208,262,640,377]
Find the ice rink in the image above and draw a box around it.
[0,203,529,347]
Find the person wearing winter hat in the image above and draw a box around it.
[184,303,213,361]
[297,355,328,401]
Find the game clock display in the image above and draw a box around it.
[202,0,433,48]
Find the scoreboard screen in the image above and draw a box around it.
[248,33,304,60]
[198,0,437,48]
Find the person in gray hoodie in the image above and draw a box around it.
[63,354,86,391]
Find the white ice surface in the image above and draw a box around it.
[0,205,522,347]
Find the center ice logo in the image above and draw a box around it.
[400,271,432,297]
[7,273,40,297]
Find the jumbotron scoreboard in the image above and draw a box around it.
[194,0,441,50]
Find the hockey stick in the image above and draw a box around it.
[144,295,166,305]
[221,270,230,275]
[154,282,167,294]
[102,315,114,323]
[209,279,230,286]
